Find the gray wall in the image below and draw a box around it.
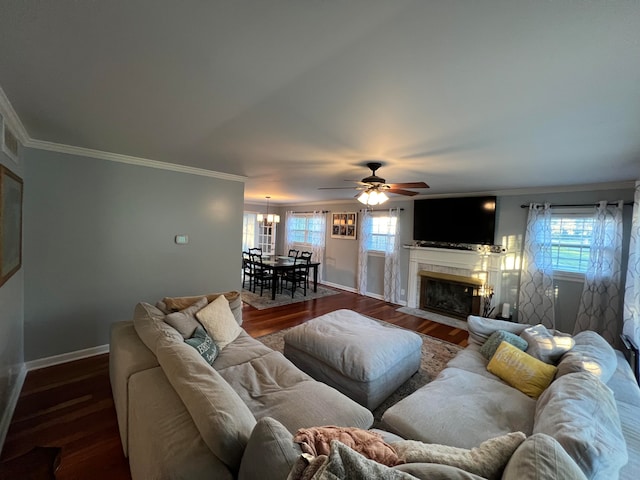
[0,146,24,445]
[280,187,634,333]
[23,148,244,361]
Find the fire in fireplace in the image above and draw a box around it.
[419,271,483,319]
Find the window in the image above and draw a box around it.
[550,212,594,274]
[367,215,397,252]
[242,212,257,252]
[288,213,323,246]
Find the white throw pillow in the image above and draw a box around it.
[196,294,242,349]
[520,324,574,364]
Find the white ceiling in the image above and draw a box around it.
[1,0,639,205]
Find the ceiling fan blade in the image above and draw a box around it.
[387,188,419,196]
[318,187,358,190]
[388,182,429,189]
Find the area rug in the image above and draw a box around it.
[396,306,469,331]
[257,320,462,428]
[242,285,339,310]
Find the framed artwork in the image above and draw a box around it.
[331,212,357,239]
[0,165,23,287]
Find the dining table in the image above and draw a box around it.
[258,255,321,300]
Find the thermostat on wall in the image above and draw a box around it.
[175,235,189,245]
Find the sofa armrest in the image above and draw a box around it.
[109,320,159,456]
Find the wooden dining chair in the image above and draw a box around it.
[249,252,274,297]
[242,251,254,290]
[280,255,309,297]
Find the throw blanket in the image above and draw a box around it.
[287,441,414,480]
[294,426,402,467]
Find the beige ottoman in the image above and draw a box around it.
[283,309,422,410]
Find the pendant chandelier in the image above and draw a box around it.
[257,196,280,225]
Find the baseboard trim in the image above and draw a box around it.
[0,363,27,452]
[25,344,110,372]
[322,281,357,293]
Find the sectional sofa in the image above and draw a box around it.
[109,292,640,479]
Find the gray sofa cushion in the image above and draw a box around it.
[156,338,257,473]
[133,302,183,355]
[238,417,301,480]
[381,367,535,449]
[556,330,617,383]
[534,371,628,479]
[165,296,208,338]
[466,315,528,346]
[502,433,587,480]
[217,350,374,432]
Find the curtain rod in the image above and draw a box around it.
[289,210,330,214]
[360,208,405,212]
[520,202,632,209]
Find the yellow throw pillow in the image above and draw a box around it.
[487,341,557,399]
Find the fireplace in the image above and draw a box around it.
[405,246,503,320]
[420,271,483,319]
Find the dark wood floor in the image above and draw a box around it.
[0,287,467,479]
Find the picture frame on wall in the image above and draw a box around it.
[0,165,23,287]
[331,212,357,239]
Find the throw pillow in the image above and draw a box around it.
[555,330,617,383]
[487,341,557,398]
[164,296,208,339]
[184,326,219,365]
[502,433,588,480]
[238,417,301,480]
[196,294,242,350]
[391,431,526,480]
[293,425,402,467]
[163,291,243,325]
[480,330,528,360]
[520,324,575,364]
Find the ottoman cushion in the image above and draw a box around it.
[283,309,422,409]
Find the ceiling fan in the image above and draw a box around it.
[319,162,429,206]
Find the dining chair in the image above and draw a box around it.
[287,249,300,258]
[249,252,274,297]
[242,251,254,290]
[280,255,309,297]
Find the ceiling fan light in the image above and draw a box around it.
[357,191,370,205]
[378,192,389,204]
[368,190,380,205]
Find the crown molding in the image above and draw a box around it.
[0,82,246,182]
[25,138,247,182]
[0,85,29,144]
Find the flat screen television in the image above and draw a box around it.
[413,196,497,245]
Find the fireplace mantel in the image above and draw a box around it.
[405,246,503,310]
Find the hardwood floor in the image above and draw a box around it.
[0,287,467,479]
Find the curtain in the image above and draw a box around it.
[574,201,624,344]
[357,210,372,295]
[284,211,295,255]
[308,211,327,281]
[624,181,640,350]
[383,208,401,303]
[518,203,555,328]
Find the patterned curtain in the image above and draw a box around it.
[518,203,555,328]
[357,209,372,295]
[624,181,640,349]
[383,208,401,303]
[308,211,327,281]
[284,211,295,255]
[574,201,624,344]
